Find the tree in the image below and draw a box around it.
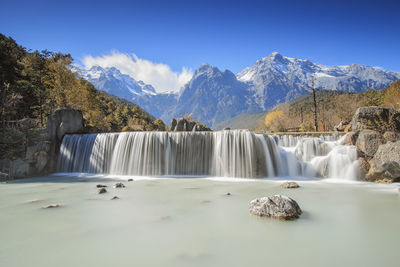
[383,81,400,110]
[264,110,287,132]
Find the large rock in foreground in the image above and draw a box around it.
[249,195,302,220]
[367,141,400,182]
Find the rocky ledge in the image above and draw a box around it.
[170,118,211,132]
[344,106,400,183]
[249,195,302,220]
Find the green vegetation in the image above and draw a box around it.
[0,33,166,132]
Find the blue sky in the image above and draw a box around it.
[1,0,399,91]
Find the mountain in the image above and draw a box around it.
[237,52,400,110]
[168,64,257,126]
[80,66,157,101]
[79,53,400,127]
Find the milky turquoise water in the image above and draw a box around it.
[0,175,399,267]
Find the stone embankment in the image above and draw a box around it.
[344,106,400,183]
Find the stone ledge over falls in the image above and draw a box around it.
[47,108,84,173]
[344,106,400,183]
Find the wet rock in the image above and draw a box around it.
[127,179,134,182]
[359,157,371,176]
[98,188,107,194]
[367,140,400,183]
[343,132,358,146]
[280,181,300,188]
[226,192,231,196]
[356,130,383,157]
[96,184,107,188]
[42,204,62,209]
[0,171,9,181]
[9,158,30,178]
[249,195,302,220]
[111,196,119,200]
[114,182,126,188]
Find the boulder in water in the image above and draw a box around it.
[127,179,134,182]
[111,196,120,200]
[42,204,62,209]
[249,195,302,220]
[280,181,300,188]
[98,188,107,194]
[114,182,126,188]
[96,184,107,188]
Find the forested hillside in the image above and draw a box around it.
[0,34,166,132]
[258,82,400,132]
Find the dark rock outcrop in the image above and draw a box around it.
[170,118,211,132]
[47,108,84,173]
[47,108,84,142]
[249,195,302,220]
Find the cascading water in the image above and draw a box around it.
[57,130,360,180]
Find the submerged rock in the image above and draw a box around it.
[114,182,126,188]
[96,184,107,188]
[42,204,62,209]
[98,188,107,194]
[280,181,300,188]
[249,195,302,220]
[111,196,119,200]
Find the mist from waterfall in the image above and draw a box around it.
[57,131,360,180]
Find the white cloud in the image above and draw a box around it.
[82,51,193,93]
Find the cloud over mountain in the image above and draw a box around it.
[82,51,192,93]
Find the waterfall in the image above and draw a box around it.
[57,130,360,180]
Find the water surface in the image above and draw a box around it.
[0,175,399,267]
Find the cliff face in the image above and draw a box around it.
[345,106,400,183]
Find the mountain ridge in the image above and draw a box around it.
[79,52,400,126]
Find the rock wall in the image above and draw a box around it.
[345,106,400,183]
[1,107,84,180]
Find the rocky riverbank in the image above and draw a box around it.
[344,106,400,183]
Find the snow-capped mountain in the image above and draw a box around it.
[80,66,157,101]
[79,53,400,127]
[168,64,256,126]
[237,52,400,109]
